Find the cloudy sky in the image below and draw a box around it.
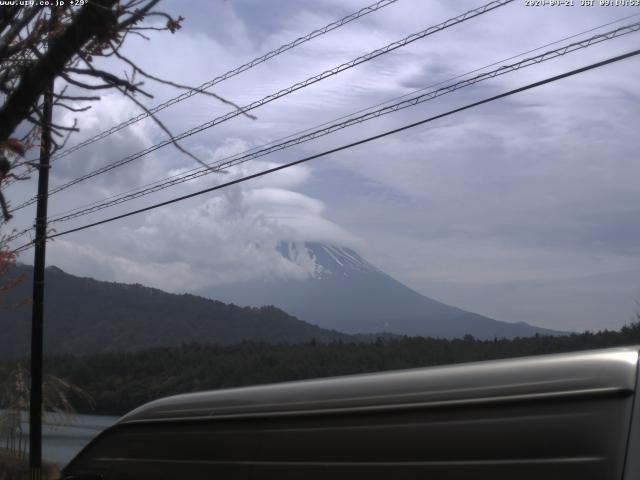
[5,0,640,332]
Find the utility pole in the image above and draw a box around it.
[29,56,54,480]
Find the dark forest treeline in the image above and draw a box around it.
[2,323,640,416]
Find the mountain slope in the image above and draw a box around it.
[0,264,349,359]
[208,242,562,339]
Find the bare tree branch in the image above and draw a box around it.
[0,0,244,231]
[0,6,21,34]
[55,103,92,113]
[0,0,120,142]
[110,45,257,120]
[0,6,42,60]
[65,67,151,95]
[54,94,101,101]
[116,0,161,30]
[125,91,216,170]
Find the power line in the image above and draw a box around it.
[3,226,33,244]
[6,15,638,244]
[44,21,640,224]
[40,0,401,165]
[46,12,640,221]
[4,10,638,195]
[9,0,513,212]
[3,0,400,190]
[13,48,640,254]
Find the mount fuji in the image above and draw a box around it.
[206,242,562,339]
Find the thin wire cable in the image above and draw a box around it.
[13,48,640,254]
[9,0,514,212]
[5,10,638,195]
[3,226,33,244]
[2,0,400,190]
[44,21,640,224]
[41,0,400,165]
[5,14,638,243]
[45,12,640,221]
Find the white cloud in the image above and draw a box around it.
[47,166,359,292]
[6,0,639,332]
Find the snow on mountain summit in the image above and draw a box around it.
[207,241,561,339]
[276,241,379,279]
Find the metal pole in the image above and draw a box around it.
[29,64,53,480]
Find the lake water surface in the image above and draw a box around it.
[1,412,118,467]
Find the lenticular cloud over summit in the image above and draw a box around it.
[48,164,361,292]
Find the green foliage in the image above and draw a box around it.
[1,265,348,358]
[10,322,638,416]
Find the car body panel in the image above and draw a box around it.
[62,346,640,480]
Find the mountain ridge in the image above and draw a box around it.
[0,263,350,359]
[208,241,563,339]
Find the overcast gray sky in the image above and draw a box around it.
[5,0,640,332]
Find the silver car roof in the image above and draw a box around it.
[120,346,639,424]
